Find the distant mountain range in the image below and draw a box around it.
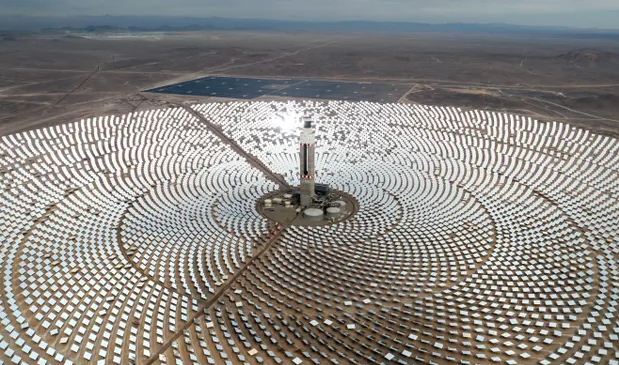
[2,15,619,38]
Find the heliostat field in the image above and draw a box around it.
[1,100,618,365]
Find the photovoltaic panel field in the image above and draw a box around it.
[146,77,412,102]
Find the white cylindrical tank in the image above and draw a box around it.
[283,193,293,199]
[273,198,283,204]
[304,208,323,221]
[284,200,291,208]
[326,207,341,218]
[264,199,272,207]
[332,200,346,207]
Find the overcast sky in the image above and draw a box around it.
[3,0,619,29]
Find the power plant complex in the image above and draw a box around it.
[258,116,356,226]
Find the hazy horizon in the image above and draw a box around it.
[2,0,619,30]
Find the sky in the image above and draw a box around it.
[3,0,619,29]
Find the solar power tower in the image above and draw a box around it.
[299,118,316,207]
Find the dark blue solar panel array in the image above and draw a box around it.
[145,76,412,103]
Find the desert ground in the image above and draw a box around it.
[1,31,619,136]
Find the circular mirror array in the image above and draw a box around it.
[0,100,617,365]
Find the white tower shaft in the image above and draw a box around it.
[299,118,315,207]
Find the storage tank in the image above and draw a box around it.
[264,199,272,207]
[326,207,341,218]
[304,208,323,221]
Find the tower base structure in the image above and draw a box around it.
[257,186,357,227]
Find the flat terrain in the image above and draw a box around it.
[1,31,619,136]
[2,30,619,365]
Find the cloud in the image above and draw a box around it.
[2,0,619,28]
